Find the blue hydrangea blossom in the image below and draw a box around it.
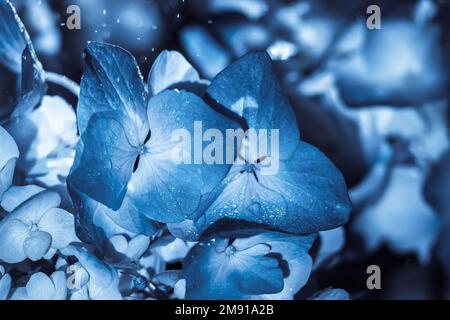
[180,52,352,238]
[0,190,78,263]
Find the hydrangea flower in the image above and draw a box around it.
[350,100,448,262]
[183,228,316,299]
[0,125,19,200]
[67,42,239,231]
[175,51,351,238]
[10,271,67,300]
[0,189,78,263]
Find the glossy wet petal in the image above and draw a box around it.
[207,51,299,158]
[184,238,283,299]
[68,113,138,210]
[76,42,148,139]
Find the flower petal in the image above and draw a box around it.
[12,190,61,225]
[50,271,67,300]
[184,237,284,299]
[0,185,45,212]
[23,230,52,261]
[207,51,300,158]
[26,272,55,300]
[68,114,138,210]
[76,42,148,138]
[38,208,77,249]
[354,166,440,263]
[0,125,19,170]
[0,273,11,300]
[148,50,202,96]
[0,218,29,263]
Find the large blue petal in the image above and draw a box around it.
[207,51,299,158]
[68,113,138,210]
[76,42,148,140]
[127,90,240,223]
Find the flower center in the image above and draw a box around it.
[225,245,236,256]
[139,144,147,155]
[244,163,258,173]
[30,223,39,232]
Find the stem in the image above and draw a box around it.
[46,72,80,97]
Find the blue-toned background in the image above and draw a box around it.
[0,0,449,300]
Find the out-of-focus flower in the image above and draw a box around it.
[11,0,62,58]
[58,0,164,76]
[325,14,447,106]
[353,165,440,263]
[350,99,448,262]
[0,189,78,263]
[6,95,77,207]
[10,271,67,300]
[0,0,45,122]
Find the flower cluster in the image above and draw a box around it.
[0,0,449,300]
